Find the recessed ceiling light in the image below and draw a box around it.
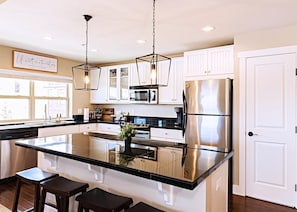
[43,36,53,40]
[137,40,146,44]
[91,49,97,52]
[202,26,215,32]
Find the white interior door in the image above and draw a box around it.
[246,53,296,207]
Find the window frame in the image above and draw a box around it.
[0,69,72,123]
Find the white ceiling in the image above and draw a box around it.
[0,0,297,64]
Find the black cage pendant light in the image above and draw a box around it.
[72,15,101,91]
[135,0,171,86]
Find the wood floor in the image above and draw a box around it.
[0,179,296,212]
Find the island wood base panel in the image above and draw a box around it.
[38,152,228,212]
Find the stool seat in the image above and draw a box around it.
[39,176,89,212]
[16,167,58,184]
[126,202,164,212]
[12,167,58,212]
[76,187,133,212]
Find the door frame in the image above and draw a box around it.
[236,45,297,207]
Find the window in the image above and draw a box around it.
[0,77,72,122]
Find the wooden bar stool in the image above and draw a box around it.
[12,167,59,212]
[126,202,164,212]
[38,176,89,212]
[75,187,133,212]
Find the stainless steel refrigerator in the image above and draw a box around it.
[183,79,232,152]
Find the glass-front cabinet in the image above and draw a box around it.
[108,65,130,103]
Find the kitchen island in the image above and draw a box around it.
[16,132,233,212]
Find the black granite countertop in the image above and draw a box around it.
[0,119,182,131]
[15,133,233,190]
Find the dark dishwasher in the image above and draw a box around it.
[0,127,38,180]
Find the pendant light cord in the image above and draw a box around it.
[152,0,156,55]
[85,17,89,66]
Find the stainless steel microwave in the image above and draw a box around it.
[129,86,158,104]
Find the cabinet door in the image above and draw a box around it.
[131,62,152,85]
[159,57,184,104]
[157,147,183,177]
[184,49,208,77]
[108,65,130,103]
[90,67,108,104]
[207,45,234,75]
[108,66,118,101]
[119,65,129,101]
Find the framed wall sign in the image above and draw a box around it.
[13,50,58,72]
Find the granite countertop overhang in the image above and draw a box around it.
[15,133,233,190]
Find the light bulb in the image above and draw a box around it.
[84,72,90,84]
[151,64,156,84]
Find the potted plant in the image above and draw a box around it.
[118,123,137,153]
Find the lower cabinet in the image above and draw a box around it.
[96,123,121,135]
[150,128,184,143]
[127,158,157,172]
[157,147,184,178]
[38,124,97,137]
[38,125,80,137]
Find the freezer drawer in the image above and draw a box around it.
[0,139,37,179]
[185,115,231,152]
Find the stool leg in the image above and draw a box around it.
[77,202,83,212]
[55,195,61,211]
[58,197,69,212]
[33,184,40,212]
[38,188,46,212]
[12,179,21,212]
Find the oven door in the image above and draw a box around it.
[129,89,150,104]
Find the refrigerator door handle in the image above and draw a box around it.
[182,90,187,137]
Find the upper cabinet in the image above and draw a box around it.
[130,62,151,86]
[159,57,184,104]
[90,64,130,104]
[184,45,234,80]
[108,64,130,103]
[90,67,109,104]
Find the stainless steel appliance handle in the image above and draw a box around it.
[182,90,187,137]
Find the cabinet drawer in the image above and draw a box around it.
[150,128,184,143]
[79,124,97,132]
[97,123,121,135]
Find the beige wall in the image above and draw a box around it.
[0,45,91,115]
[232,25,297,185]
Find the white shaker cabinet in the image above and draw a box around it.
[130,62,151,86]
[157,147,184,178]
[184,45,234,80]
[90,67,109,104]
[159,57,184,104]
[150,127,184,143]
[108,64,130,103]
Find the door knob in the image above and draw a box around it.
[248,131,258,136]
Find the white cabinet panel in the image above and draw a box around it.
[96,123,121,135]
[79,123,97,132]
[184,45,234,79]
[90,67,109,104]
[159,57,184,104]
[38,125,80,137]
[150,128,184,143]
[107,65,130,103]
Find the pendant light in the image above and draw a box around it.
[72,15,101,91]
[135,0,171,86]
